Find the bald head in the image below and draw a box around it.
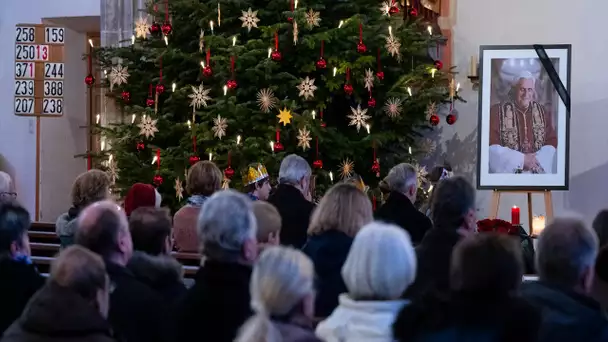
[75,200,132,264]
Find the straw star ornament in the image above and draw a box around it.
[108,65,129,92]
[239,8,260,32]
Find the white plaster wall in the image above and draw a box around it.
[448,0,606,228]
[0,0,99,221]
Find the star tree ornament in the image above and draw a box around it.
[347,105,371,132]
[297,127,312,151]
[108,65,129,92]
[297,77,317,100]
[415,164,429,186]
[134,17,150,39]
[384,98,403,118]
[239,8,260,32]
[137,115,159,138]
[380,1,392,15]
[339,159,355,179]
[175,177,184,201]
[257,88,278,113]
[277,108,293,126]
[364,69,374,92]
[305,9,321,29]
[212,115,228,139]
[189,83,211,109]
[386,35,401,59]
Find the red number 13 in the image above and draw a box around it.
[36,46,48,60]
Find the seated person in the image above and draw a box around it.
[252,201,281,250]
[243,163,271,201]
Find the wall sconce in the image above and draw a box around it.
[467,55,480,88]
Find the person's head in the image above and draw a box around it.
[197,190,258,263]
[430,176,476,232]
[243,163,272,200]
[71,170,111,210]
[592,246,608,306]
[308,183,373,238]
[510,72,536,108]
[123,183,161,216]
[252,201,281,247]
[536,216,599,294]
[129,207,173,255]
[0,202,31,258]
[0,172,17,203]
[278,155,312,195]
[342,222,416,300]
[187,161,222,196]
[75,200,133,266]
[451,233,523,295]
[384,163,418,203]
[236,246,315,342]
[50,245,110,318]
[592,209,608,247]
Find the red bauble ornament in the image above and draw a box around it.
[320,121,327,128]
[189,155,200,166]
[446,113,457,125]
[376,71,385,80]
[203,66,213,78]
[389,5,400,14]
[146,97,155,107]
[271,50,282,61]
[343,84,354,95]
[410,7,418,16]
[316,57,327,69]
[226,79,238,90]
[434,60,443,70]
[136,141,145,151]
[224,166,235,179]
[273,141,284,152]
[429,114,440,126]
[288,17,293,22]
[161,22,172,35]
[371,160,381,176]
[121,91,130,102]
[357,42,367,54]
[153,174,164,186]
[155,83,165,94]
[313,159,323,169]
[149,22,161,36]
[368,97,377,108]
[84,74,95,86]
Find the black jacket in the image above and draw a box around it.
[175,260,252,342]
[0,258,45,335]
[126,251,186,303]
[520,281,608,342]
[105,262,170,342]
[1,282,116,342]
[375,191,432,245]
[393,292,541,342]
[268,184,315,249]
[302,230,353,318]
[405,228,462,300]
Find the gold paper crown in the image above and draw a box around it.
[243,163,269,185]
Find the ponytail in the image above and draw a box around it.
[235,313,282,342]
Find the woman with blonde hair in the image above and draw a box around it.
[316,222,417,341]
[236,246,320,342]
[302,183,373,318]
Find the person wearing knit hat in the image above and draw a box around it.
[123,183,162,217]
[243,163,271,201]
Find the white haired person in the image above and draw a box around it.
[316,222,416,342]
[236,246,321,342]
[0,172,17,203]
[376,163,432,245]
[176,190,259,342]
[489,71,557,174]
[267,155,314,248]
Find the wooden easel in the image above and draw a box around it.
[490,190,554,236]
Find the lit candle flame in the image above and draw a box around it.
[96,114,100,124]
[164,36,168,46]
[172,83,176,92]
[151,156,158,165]
[131,114,136,123]
[210,21,214,33]
[88,39,94,47]
[217,4,221,26]
[109,154,113,163]
[131,35,135,44]
[456,82,461,92]
[142,114,146,120]
[270,141,275,152]
[311,110,316,119]
[209,152,212,160]
[339,20,344,28]
[329,171,334,182]
[223,85,228,96]
[427,26,433,35]
[237,135,241,145]
[268,48,272,58]
[365,124,370,134]
[187,120,191,129]
[333,67,337,76]
[232,36,236,46]
[294,0,298,9]
[100,139,106,151]
[388,26,392,37]
[408,146,412,154]
[407,87,412,96]
[431,68,436,78]
[201,61,205,68]
[428,184,434,193]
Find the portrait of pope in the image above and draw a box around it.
[488,68,558,174]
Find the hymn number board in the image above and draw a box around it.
[14,24,65,117]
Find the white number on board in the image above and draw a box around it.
[43,98,63,114]
[14,98,35,114]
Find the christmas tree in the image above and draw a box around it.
[95,0,460,210]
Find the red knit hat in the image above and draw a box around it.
[124,183,156,216]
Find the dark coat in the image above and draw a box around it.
[126,251,186,302]
[105,262,170,342]
[0,258,45,335]
[268,184,315,249]
[405,228,462,300]
[375,191,432,245]
[175,260,252,342]
[274,321,322,342]
[393,292,541,342]
[520,281,608,342]
[1,282,116,342]
[302,230,353,318]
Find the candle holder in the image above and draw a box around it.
[467,74,480,90]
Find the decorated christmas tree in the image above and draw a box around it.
[95,0,460,210]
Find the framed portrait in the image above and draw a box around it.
[476,44,571,190]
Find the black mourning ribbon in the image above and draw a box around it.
[533,44,570,115]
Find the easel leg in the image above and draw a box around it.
[527,192,534,235]
[544,191,554,221]
[490,191,501,219]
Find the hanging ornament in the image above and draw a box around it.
[226,79,238,89]
[389,0,400,14]
[257,88,278,113]
[136,141,145,151]
[189,155,200,165]
[339,158,355,179]
[277,108,293,126]
[434,60,444,70]
[371,143,380,177]
[224,151,235,179]
[153,149,163,186]
[384,97,403,118]
[368,91,376,108]
[379,1,391,15]
[316,40,327,69]
[364,68,374,92]
[426,102,437,121]
[305,8,321,29]
[137,115,159,138]
[376,49,385,80]
[121,91,131,102]
[198,30,205,52]
[357,23,367,53]
[155,56,165,94]
[146,97,155,107]
[288,0,294,22]
[320,110,326,128]
[409,7,419,17]
[134,17,150,39]
[108,64,130,92]
[212,115,228,139]
[175,177,184,201]
[149,22,161,36]
[313,137,323,168]
[239,8,260,32]
[85,54,94,86]
[189,83,212,108]
[271,32,282,61]
[447,113,457,125]
[202,48,213,77]
[343,68,353,95]
[293,20,299,45]
[226,56,237,89]
[347,104,371,132]
[385,35,401,58]
[297,127,312,151]
[297,76,317,100]
[153,174,163,186]
[429,114,440,126]
[274,129,285,152]
[161,22,172,35]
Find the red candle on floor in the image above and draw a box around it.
[511,206,520,225]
